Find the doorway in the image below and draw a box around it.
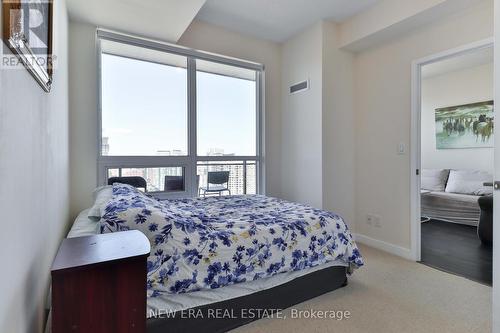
[410,39,494,285]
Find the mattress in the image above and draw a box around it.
[68,208,349,317]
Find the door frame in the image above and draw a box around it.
[410,37,494,261]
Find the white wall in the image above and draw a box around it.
[279,21,356,227]
[0,1,69,332]
[354,0,493,249]
[68,20,283,218]
[421,62,494,174]
[280,23,324,208]
[322,21,356,229]
[67,0,206,43]
[69,22,98,220]
[340,0,447,49]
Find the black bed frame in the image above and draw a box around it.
[147,266,347,333]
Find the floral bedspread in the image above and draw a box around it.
[100,183,364,297]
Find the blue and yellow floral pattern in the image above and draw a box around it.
[101,183,364,297]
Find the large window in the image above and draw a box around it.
[101,53,188,156]
[196,60,257,157]
[98,30,263,197]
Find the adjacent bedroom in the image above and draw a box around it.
[419,46,494,285]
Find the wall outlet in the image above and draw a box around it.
[367,214,382,228]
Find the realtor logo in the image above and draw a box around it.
[4,0,51,53]
[2,0,55,91]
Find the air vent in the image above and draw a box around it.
[290,80,309,94]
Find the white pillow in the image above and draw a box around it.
[87,185,113,221]
[421,169,449,192]
[445,170,493,196]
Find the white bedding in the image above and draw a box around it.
[67,209,101,238]
[69,208,348,317]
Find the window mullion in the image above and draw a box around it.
[257,70,265,195]
[188,57,198,197]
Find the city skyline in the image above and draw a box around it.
[102,138,246,157]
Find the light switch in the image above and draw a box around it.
[398,142,406,155]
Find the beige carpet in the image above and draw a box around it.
[231,244,491,333]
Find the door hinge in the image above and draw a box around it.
[416,169,420,176]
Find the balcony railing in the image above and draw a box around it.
[107,161,257,196]
[196,161,257,196]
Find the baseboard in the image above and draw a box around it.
[353,233,413,260]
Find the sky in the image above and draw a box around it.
[101,54,257,157]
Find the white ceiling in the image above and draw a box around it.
[67,0,206,42]
[422,47,493,79]
[196,0,380,43]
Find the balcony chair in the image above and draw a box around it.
[164,175,185,192]
[108,176,147,192]
[199,171,231,197]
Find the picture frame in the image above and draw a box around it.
[435,100,494,149]
[2,0,53,92]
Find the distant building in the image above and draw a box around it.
[156,150,172,156]
[102,137,110,156]
[156,149,186,156]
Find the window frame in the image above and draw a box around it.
[96,29,265,198]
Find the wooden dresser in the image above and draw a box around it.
[51,230,151,333]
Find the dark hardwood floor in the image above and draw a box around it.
[421,219,492,285]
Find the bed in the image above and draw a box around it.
[66,183,363,332]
